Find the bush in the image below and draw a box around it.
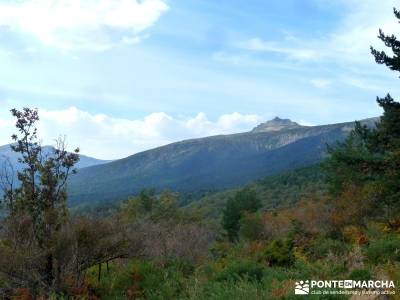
[215,260,264,282]
[364,235,400,264]
[86,260,187,299]
[132,260,184,300]
[85,262,134,299]
[349,268,372,281]
[187,278,270,300]
[264,239,294,266]
[239,213,264,241]
[165,258,195,276]
[306,238,350,260]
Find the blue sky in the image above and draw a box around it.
[0,0,399,159]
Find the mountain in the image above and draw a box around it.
[67,117,378,206]
[186,164,326,219]
[0,144,109,171]
[252,117,303,132]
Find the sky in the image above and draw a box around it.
[0,0,400,159]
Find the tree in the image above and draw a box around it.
[239,212,264,241]
[324,8,400,222]
[139,188,156,212]
[0,108,79,294]
[152,190,179,221]
[222,188,261,241]
[370,8,400,72]
[120,188,157,221]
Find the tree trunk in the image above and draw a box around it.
[45,254,54,287]
[98,263,102,282]
[55,259,62,292]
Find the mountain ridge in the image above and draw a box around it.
[0,144,110,170]
[67,116,379,205]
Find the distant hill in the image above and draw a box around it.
[185,164,327,219]
[0,144,109,171]
[67,117,378,206]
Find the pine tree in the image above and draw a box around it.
[370,8,400,154]
[324,8,400,221]
[368,8,400,217]
[371,8,400,72]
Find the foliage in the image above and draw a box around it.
[306,238,350,260]
[324,8,400,222]
[188,164,327,220]
[348,269,372,281]
[364,234,400,264]
[264,239,294,266]
[222,188,261,241]
[0,108,80,295]
[214,260,264,282]
[0,109,132,298]
[239,213,264,241]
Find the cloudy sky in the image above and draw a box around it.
[0,0,399,159]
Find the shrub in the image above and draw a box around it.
[85,262,134,299]
[264,239,294,266]
[349,269,372,281]
[215,260,264,282]
[187,278,269,300]
[165,258,195,276]
[364,235,400,264]
[132,260,184,299]
[239,213,264,241]
[209,242,231,259]
[342,226,363,244]
[306,237,350,260]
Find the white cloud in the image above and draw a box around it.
[327,0,399,64]
[0,107,263,159]
[239,0,399,66]
[295,119,315,126]
[342,76,381,91]
[240,37,318,61]
[311,79,331,88]
[0,0,168,51]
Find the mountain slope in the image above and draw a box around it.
[67,117,378,205]
[186,164,327,219]
[0,144,109,171]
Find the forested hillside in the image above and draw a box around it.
[67,117,376,205]
[186,164,326,218]
[71,164,326,218]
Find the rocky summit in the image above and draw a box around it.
[251,117,303,133]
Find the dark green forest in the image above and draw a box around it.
[1,7,400,300]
